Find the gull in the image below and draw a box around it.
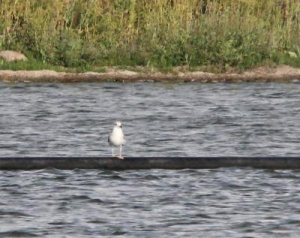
[108,121,125,159]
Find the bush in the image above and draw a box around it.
[0,0,299,70]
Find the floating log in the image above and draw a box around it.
[0,157,299,170]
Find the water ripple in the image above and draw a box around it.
[1,82,300,236]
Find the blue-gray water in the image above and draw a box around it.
[0,82,300,237]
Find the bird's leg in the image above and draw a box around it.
[111,147,114,157]
[117,145,124,159]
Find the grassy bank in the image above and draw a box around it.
[0,0,300,71]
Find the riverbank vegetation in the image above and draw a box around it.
[0,0,300,71]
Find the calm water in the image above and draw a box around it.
[0,82,300,237]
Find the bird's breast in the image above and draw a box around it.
[109,128,124,146]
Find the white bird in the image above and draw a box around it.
[108,121,125,159]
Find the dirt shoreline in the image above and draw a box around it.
[0,65,300,83]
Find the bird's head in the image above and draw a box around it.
[115,121,122,128]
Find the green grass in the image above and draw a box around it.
[0,0,300,71]
[0,59,61,71]
[0,58,108,73]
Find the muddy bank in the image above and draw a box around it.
[0,65,300,83]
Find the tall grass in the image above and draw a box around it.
[0,0,300,70]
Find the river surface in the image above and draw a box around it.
[0,82,300,237]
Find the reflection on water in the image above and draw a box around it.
[0,82,300,237]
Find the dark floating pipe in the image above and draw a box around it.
[0,157,300,170]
